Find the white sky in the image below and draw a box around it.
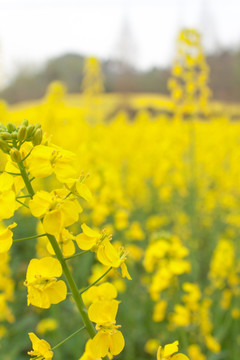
[0,0,240,82]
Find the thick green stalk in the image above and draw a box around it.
[18,161,34,197]
[17,160,96,339]
[46,233,96,338]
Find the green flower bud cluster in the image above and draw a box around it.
[0,120,42,154]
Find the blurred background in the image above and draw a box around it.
[0,0,240,104]
[1,1,240,360]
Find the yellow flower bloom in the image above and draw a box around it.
[157,341,189,360]
[28,144,76,182]
[97,239,121,268]
[0,173,16,220]
[29,190,82,235]
[188,344,205,360]
[79,339,101,360]
[153,300,167,322]
[145,338,159,355]
[76,223,101,250]
[37,318,58,335]
[88,299,125,358]
[47,228,75,257]
[28,332,53,360]
[82,282,117,305]
[0,223,16,253]
[90,330,124,358]
[88,299,119,325]
[24,257,67,309]
[65,178,93,203]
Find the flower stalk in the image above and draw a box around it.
[17,160,96,339]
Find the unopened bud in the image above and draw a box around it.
[0,139,10,153]
[34,123,41,131]
[11,131,18,139]
[10,148,21,163]
[32,128,42,146]
[26,125,35,138]
[17,126,27,141]
[7,123,16,133]
[22,119,29,127]
[1,132,12,140]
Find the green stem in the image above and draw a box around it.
[0,170,21,176]
[80,267,112,295]
[64,250,89,261]
[16,194,32,199]
[64,191,72,200]
[52,326,86,351]
[13,233,47,243]
[21,148,33,162]
[46,233,96,338]
[17,160,96,339]
[16,199,29,208]
[18,160,34,197]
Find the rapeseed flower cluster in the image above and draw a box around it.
[1,40,240,358]
[0,119,133,359]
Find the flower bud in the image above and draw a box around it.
[11,131,18,140]
[7,123,16,133]
[0,139,10,153]
[26,125,35,138]
[32,128,42,146]
[1,132,12,140]
[34,123,41,131]
[17,126,27,141]
[10,148,21,163]
[22,119,29,127]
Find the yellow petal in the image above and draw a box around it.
[29,191,52,218]
[0,223,16,253]
[163,341,179,358]
[60,200,79,227]
[88,299,119,324]
[82,223,101,238]
[26,257,62,282]
[76,233,97,250]
[97,240,120,268]
[90,332,109,358]
[76,182,93,203]
[45,280,67,305]
[172,354,190,360]
[28,287,50,309]
[109,330,125,355]
[43,209,64,235]
[120,263,132,280]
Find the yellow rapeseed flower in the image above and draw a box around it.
[28,332,53,360]
[29,190,82,235]
[88,299,125,358]
[28,144,76,182]
[76,223,101,250]
[0,173,17,220]
[24,257,67,309]
[0,223,16,253]
[157,340,189,360]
